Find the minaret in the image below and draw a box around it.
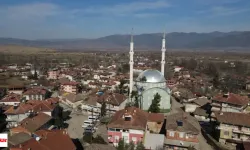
[161,30,166,76]
[129,29,134,97]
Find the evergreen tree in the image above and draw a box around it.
[117,138,125,150]
[33,70,38,80]
[148,93,161,113]
[134,96,139,108]
[101,102,106,117]
[128,141,135,150]
[140,76,147,82]
[136,141,145,150]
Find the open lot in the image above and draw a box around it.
[66,113,87,139]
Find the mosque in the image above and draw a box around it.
[129,31,171,112]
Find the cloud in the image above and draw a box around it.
[197,6,250,17]
[211,6,250,16]
[195,0,241,5]
[83,0,170,16]
[0,2,61,21]
[134,13,165,18]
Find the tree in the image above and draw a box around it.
[134,96,140,108]
[117,138,125,150]
[119,79,126,94]
[140,76,147,82]
[187,145,196,150]
[136,141,145,150]
[212,73,219,88]
[148,93,161,113]
[101,102,107,117]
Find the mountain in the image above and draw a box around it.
[0,31,250,50]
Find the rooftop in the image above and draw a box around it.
[108,107,164,130]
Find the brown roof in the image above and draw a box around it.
[108,107,164,130]
[11,129,76,150]
[0,93,21,102]
[166,112,199,134]
[23,87,47,95]
[62,93,84,103]
[215,112,250,127]
[98,93,126,106]
[4,99,58,115]
[16,113,52,133]
[193,97,210,106]
[213,93,249,106]
[8,132,32,146]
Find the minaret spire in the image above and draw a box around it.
[161,29,166,76]
[129,28,134,97]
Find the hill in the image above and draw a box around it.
[0,31,250,51]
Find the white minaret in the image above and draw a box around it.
[161,31,166,76]
[129,29,134,97]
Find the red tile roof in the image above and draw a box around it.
[23,87,47,95]
[4,99,58,115]
[11,129,76,150]
[213,93,249,106]
[108,107,164,130]
[61,82,78,86]
[215,112,250,127]
[0,93,21,102]
[98,92,126,106]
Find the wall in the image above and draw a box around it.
[166,131,199,143]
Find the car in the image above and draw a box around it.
[84,127,95,133]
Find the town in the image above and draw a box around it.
[0,33,250,150]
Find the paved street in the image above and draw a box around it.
[66,113,87,139]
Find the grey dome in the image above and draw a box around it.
[136,69,166,83]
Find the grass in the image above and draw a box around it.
[0,45,55,54]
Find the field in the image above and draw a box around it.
[0,45,56,54]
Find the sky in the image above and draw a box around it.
[0,0,250,39]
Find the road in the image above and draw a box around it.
[66,113,87,139]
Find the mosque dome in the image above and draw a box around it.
[136,69,166,83]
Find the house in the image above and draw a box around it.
[60,93,85,108]
[174,66,184,72]
[23,87,49,100]
[107,107,164,146]
[4,98,59,128]
[193,107,210,122]
[144,133,165,150]
[97,92,127,113]
[47,69,60,80]
[184,97,210,113]
[81,94,100,115]
[10,129,76,150]
[165,112,200,150]
[8,132,32,147]
[0,93,21,106]
[215,112,250,144]
[60,82,79,94]
[211,93,249,117]
[10,112,52,135]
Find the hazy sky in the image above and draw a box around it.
[0,0,250,39]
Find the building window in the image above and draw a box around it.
[132,137,137,143]
[115,136,119,142]
[169,131,175,137]
[224,131,229,136]
[179,132,185,138]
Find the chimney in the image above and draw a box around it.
[133,109,136,113]
[220,112,223,115]
[19,144,22,148]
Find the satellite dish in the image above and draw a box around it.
[36,137,40,141]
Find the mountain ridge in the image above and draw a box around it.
[0,31,250,50]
